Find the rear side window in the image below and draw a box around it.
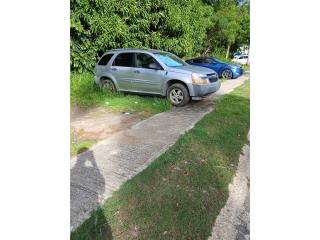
[112,53,134,67]
[193,59,203,64]
[204,58,214,64]
[98,54,113,65]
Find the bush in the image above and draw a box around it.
[71,0,214,72]
[70,72,106,105]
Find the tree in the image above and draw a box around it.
[70,0,215,72]
[203,0,250,58]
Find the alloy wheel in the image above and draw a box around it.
[102,80,115,93]
[222,69,232,79]
[169,88,184,104]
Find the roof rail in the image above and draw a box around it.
[110,48,148,51]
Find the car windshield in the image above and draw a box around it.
[154,52,187,67]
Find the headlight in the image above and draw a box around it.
[192,73,209,84]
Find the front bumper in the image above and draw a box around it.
[231,67,243,78]
[188,80,221,98]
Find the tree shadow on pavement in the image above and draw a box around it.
[70,147,113,240]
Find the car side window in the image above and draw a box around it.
[112,53,134,67]
[239,56,244,59]
[204,58,214,64]
[98,54,114,65]
[193,59,203,64]
[135,53,160,69]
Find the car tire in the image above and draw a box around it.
[166,83,190,107]
[101,78,117,93]
[221,69,233,79]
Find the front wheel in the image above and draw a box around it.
[166,83,190,107]
[221,69,233,79]
[101,79,117,93]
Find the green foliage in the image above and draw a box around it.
[236,2,250,46]
[204,0,250,57]
[71,0,250,71]
[71,0,215,72]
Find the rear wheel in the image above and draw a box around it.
[221,69,233,79]
[101,79,116,93]
[166,83,190,107]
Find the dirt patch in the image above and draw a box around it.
[71,106,150,141]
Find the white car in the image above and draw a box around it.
[232,55,249,65]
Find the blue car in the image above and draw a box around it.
[186,56,243,79]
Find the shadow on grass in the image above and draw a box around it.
[71,208,113,240]
[70,148,113,240]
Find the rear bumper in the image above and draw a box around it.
[188,80,221,97]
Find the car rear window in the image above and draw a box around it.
[112,53,134,67]
[98,54,113,65]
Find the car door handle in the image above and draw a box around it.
[133,70,140,73]
[111,68,117,71]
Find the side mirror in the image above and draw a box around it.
[148,62,162,70]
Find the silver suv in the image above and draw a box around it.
[95,48,221,106]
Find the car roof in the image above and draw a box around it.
[187,56,214,61]
[105,48,167,54]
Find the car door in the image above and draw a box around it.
[202,58,220,72]
[110,52,135,91]
[130,53,166,94]
[238,56,247,64]
[241,56,248,64]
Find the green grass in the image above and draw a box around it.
[71,80,250,240]
[71,72,171,114]
[70,131,97,156]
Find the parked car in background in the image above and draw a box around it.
[232,55,249,65]
[185,56,243,79]
[95,48,221,107]
[233,51,242,57]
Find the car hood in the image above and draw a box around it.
[168,65,217,75]
[227,63,242,68]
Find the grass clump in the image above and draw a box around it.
[71,80,250,240]
[70,131,96,156]
[70,72,171,114]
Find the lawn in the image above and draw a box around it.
[70,72,171,156]
[71,79,250,240]
[70,72,171,114]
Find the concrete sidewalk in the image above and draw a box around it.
[208,133,250,240]
[70,73,250,230]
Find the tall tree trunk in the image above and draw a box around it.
[225,44,231,59]
[203,47,211,56]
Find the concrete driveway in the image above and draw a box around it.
[70,72,250,230]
